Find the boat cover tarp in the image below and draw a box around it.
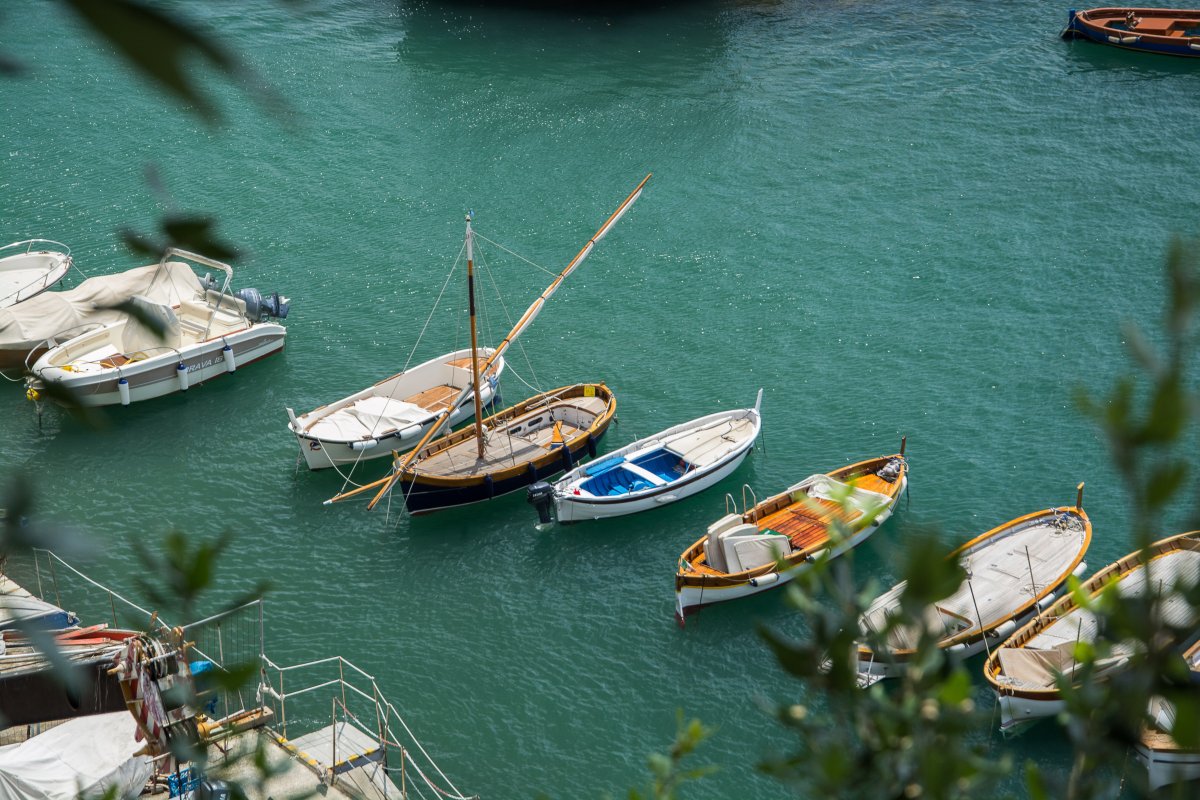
[0,261,201,355]
[0,575,75,632]
[0,711,152,800]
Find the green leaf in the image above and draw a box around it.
[59,0,238,122]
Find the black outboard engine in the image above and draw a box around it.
[527,481,556,525]
[235,287,290,321]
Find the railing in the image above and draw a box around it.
[0,239,73,306]
[3,550,476,800]
[260,655,478,800]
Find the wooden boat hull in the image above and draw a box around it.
[985,530,1200,732]
[541,395,762,523]
[289,348,505,470]
[1062,8,1200,57]
[396,383,616,515]
[854,505,1092,687]
[674,451,908,621]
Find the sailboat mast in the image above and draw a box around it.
[465,213,486,458]
[325,173,652,510]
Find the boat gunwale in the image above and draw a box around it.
[674,452,907,589]
[854,505,1092,661]
[984,529,1200,700]
[553,405,762,507]
[400,382,616,483]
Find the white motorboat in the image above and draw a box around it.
[0,254,204,372]
[0,239,72,309]
[287,347,505,470]
[853,492,1091,687]
[26,249,289,407]
[526,390,762,524]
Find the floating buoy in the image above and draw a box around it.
[118,377,130,406]
[24,386,39,402]
[222,342,236,373]
[177,362,189,391]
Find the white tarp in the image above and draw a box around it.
[0,261,202,355]
[0,712,152,800]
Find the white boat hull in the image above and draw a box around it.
[0,241,72,309]
[292,382,498,470]
[30,326,286,406]
[998,692,1063,732]
[1136,741,1200,791]
[288,349,504,470]
[554,448,751,522]
[673,486,901,619]
[546,399,762,523]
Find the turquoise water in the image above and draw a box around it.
[3,1,1200,796]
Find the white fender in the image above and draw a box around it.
[1072,561,1088,577]
[990,619,1017,641]
[176,362,189,391]
[117,377,130,406]
[398,423,423,440]
[351,438,379,451]
[222,342,236,373]
[750,572,779,588]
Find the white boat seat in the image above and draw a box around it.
[706,514,746,573]
[722,532,791,573]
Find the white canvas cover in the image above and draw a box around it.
[0,712,153,799]
[0,261,201,354]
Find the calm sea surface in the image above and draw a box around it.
[3,1,1200,796]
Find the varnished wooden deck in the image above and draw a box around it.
[755,472,895,551]
[415,395,608,478]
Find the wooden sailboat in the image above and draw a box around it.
[853,487,1092,687]
[326,174,650,515]
[674,439,908,622]
[985,530,1200,732]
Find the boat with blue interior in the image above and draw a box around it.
[527,390,762,524]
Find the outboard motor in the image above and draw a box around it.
[527,481,556,525]
[235,287,290,321]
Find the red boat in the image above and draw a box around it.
[1062,7,1200,56]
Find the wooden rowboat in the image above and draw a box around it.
[1135,640,1200,791]
[1061,8,1200,57]
[527,390,762,524]
[854,489,1091,687]
[674,440,908,623]
[985,530,1200,732]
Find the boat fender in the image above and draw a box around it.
[654,494,678,504]
[560,443,574,471]
[947,642,969,655]
[118,377,130,406]
[398,423,423,440]
[222,342,236,373]
[806,548,827,563]
[586,434,597,459]
[750,572,779,588]
[1191,39,1200,50]
[351,438,379,452]
[527,481,556,524]
[484,473,494,499]
[177,362,189,391]
[1036,593,1057,611]
[1072,561,1088,578]
[989,619,1017,641]
[1108,34,1138,44]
